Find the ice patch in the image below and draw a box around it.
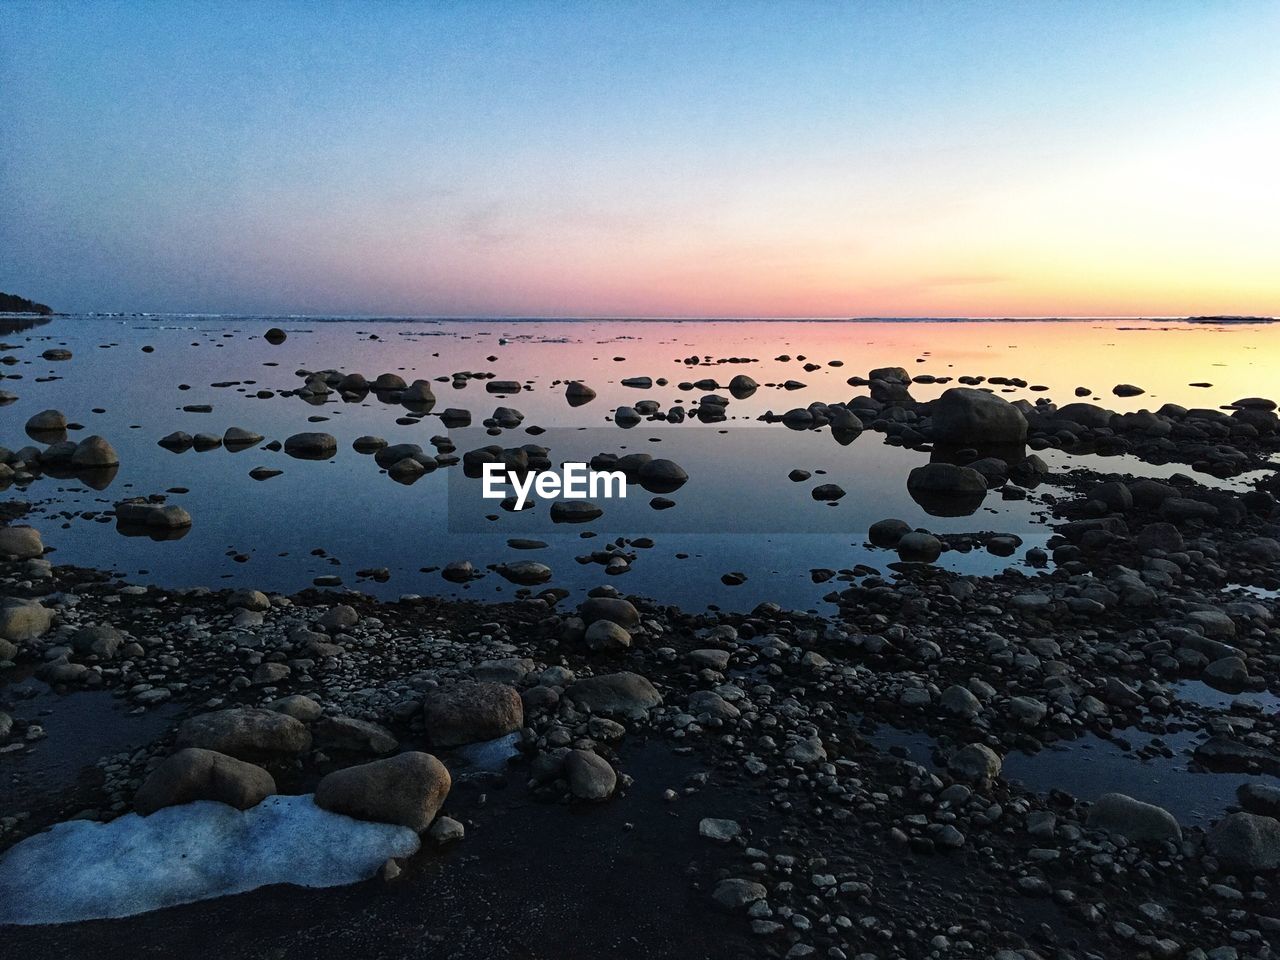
[452,731,521,774]
[0,794,420,925]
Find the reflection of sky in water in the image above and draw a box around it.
[3,317,1275,612]
[860,718,1278,827]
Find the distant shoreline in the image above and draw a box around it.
[9,313,1277,325]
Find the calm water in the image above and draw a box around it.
[2,316,1276,611]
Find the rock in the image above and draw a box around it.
[251,662,290,685]
[427,816,465,845]
[265,327,287,344]
[70,435,119,468]
[1206,812,1280,873]
[315,752,451,833]
[566,672,662,719]
[1136,522,1184,554]
[688,690,740,720]
[228,589,271,612]
[1087,793,1181,844]
[584,619,631,653]
[1203,655,1249,690]
[115,499,192,529]
[869,518,912,547]
[223,427,263,447]
[580,596,640,627]
[811,483,846,501]
[71,623,124,659]
[0,598,53,642]
[948,743,1002,783]
[0,526,43,559]
[930,388,1028,445]
[1112,383,1145,397]
[712,878,767,913]
[1237,783,1280,819]
[497,560,552,585]
[135,749,276,815]
[25,409,66,433]
[699,817,741,842]
[897,532,942,563]
[637,458,688,491]
[907,463,988,516]
[158,431,194,451]
[421,682,524,747]
[315,716,398,755]
[565,749,616,801]
[175,708,312,760]
[940,684,981,718]
[317,604,358,631]
[565,382,596,405]
[283,433,337,459]
[269,694,323,722]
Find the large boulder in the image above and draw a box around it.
[1087,793,1181,844]
[70,436,120,468]
[135,749,276,815]
[315,752,451,833]
[565,672,662,720]
[421,682,523,747]
[1206,812,1280,873]
[0,598,53,642]
[930,388,1028,445]
[564,749,616,801]
[0,526,43,559]
[175,708,312,760]
[579,596,640,628]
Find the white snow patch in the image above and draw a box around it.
[0,794,420,925]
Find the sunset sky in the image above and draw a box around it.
[2,1,1279,317]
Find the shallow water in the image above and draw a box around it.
[3,316,1276,611]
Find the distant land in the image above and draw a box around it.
[0,291,53,315]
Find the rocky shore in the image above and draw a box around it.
[3,336,1280,959]
[3,416,1280,957]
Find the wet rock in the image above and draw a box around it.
[712,878,767,912]
[498,560,552,585]
[1087,793,1181,844]
[930,388,1028,445]
[315,752,451,833]
[175,708,312,761]
[223,427,264,448]
[1112,383,1145,397]
[580,596,639,627]
[135,749,276,815]
[264,327,287,344]
[566,672,662,719]
[565,382,596,405]
[947,743,1002,783]
[811,483,846,501]
[283,432,337,459]
[421,682,524,747]
[0,525,43,559]
[315,716,398,755]
[25,409,66,433]
[70,435,119,468]
[1206,812,1280,873]
[897,532,942,563]
[565,749,616,801]
[907,463,988,516]
[584,619,631,653]
[638,459,688,492]
[869,518,912,547]
[0,598,53,642]
[158,431,194,452]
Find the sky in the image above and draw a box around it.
[2,0,1279,318]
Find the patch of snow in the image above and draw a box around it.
[452,731,521,774]
[0,794,420,925]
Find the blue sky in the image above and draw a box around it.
[2,1,1278,316]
